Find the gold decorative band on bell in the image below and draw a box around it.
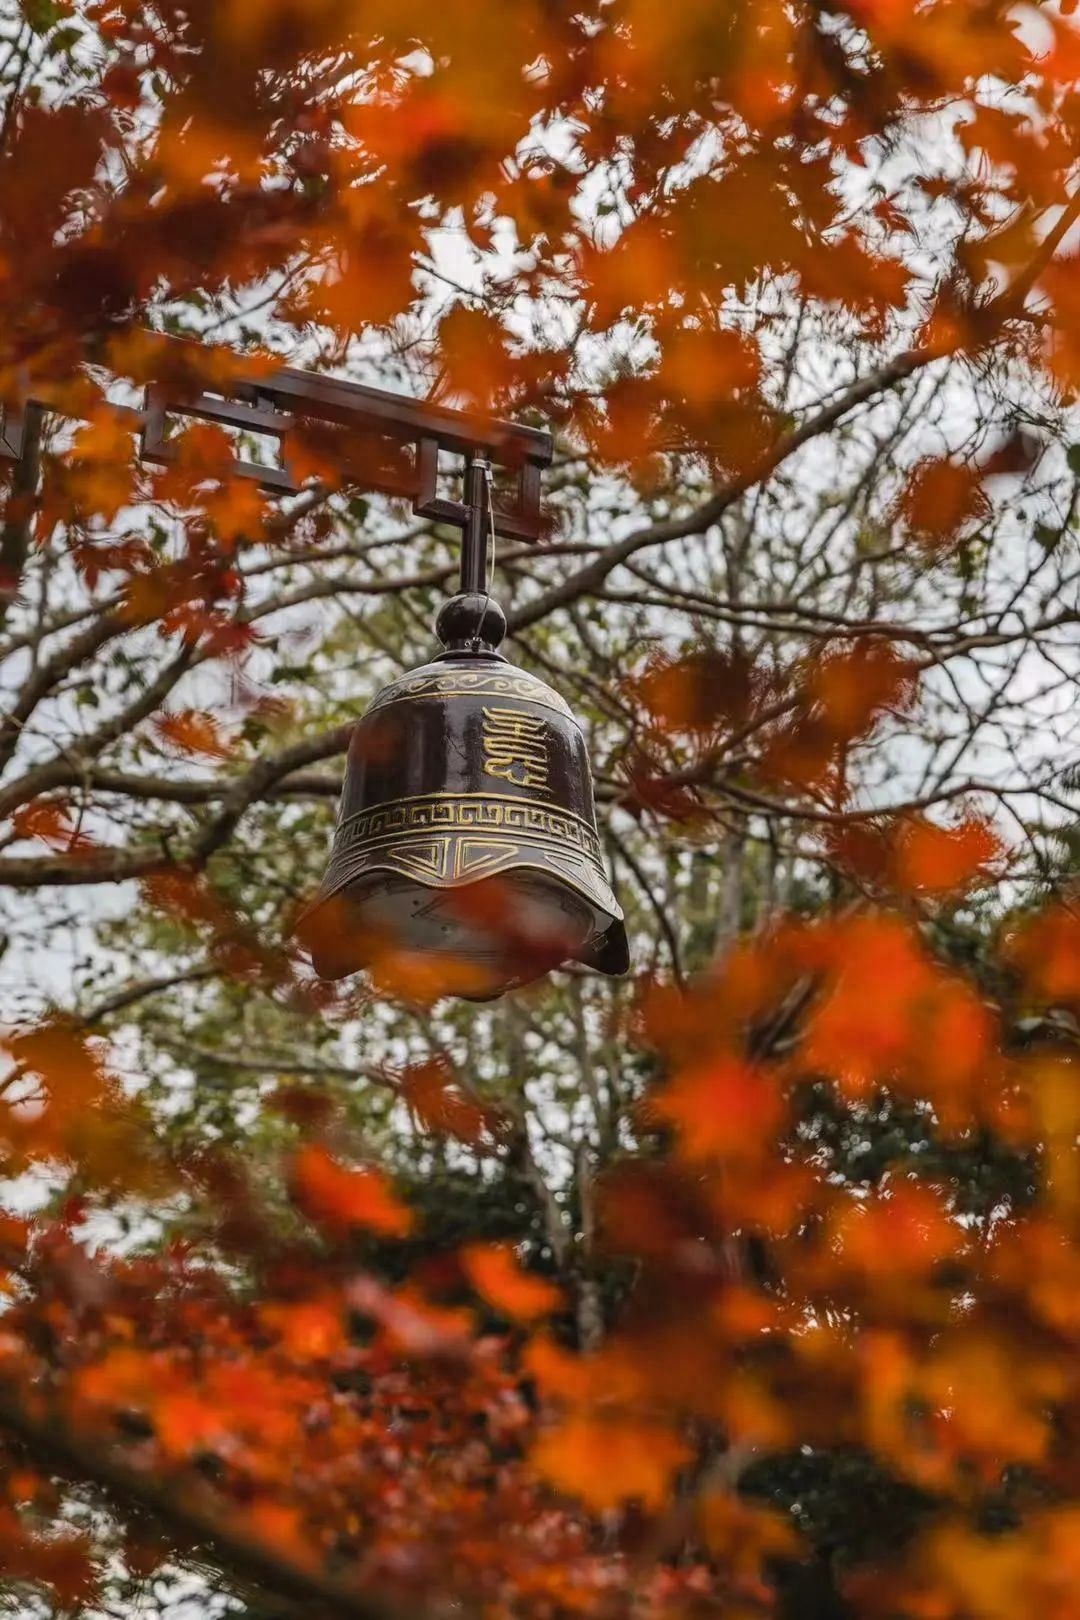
[364,667,576,721]
[332,791,605,864]
[322,817,620,918]
[482,706,549,791]
[324,837,621,916]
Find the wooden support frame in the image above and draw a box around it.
[0,334,554,542]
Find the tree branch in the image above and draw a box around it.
[0,724,353,887]
[0,1381,412,1620]
[0,403,43,635]
[75,965,219,1028]
[506,348,926,633]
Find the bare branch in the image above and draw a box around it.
[76,965,219,1029]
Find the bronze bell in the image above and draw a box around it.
[302,461,629,1001]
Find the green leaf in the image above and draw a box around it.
[22,0,65,34]
[1066,443,1080,474]
[47,23,82,53]
[1035,522,1062,552]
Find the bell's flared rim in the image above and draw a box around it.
[302,856,629,982]
[314,849,624,928]
[578,917,631,977]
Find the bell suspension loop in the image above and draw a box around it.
[435,452,506,654]
[461,453,491,597]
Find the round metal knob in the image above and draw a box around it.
[435,592,507,652]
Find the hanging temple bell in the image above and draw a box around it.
[302,455,629,1001]
[0,341,623,1003]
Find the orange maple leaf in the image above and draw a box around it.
[1004,903,1080,1004]
[7,1024,109,1113]
[154,709,233,760]
[830,1183,962,1282]
[462,1243,562,1323]
[153,1391,225,1460]
[399,1059,500,1142]
[656,1054,784,1164]
[260,1298,347,1360]
[899,457,989,546]
[69,412,138,524]
[10,801,80,849]
[892,816,1001,896]
[291,1145,413,1238]
[532,1415,689,1511]
[809,643,918,741]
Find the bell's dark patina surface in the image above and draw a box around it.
[307,583,629,997]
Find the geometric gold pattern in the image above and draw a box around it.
[382,839,448,882]
[323,792,617,919]
[334,792,604,865]
[455,838,520,879]
[365,664,576,721]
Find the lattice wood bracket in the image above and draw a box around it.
[0,335,554,543]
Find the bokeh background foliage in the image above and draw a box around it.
[3,0,1080,1616]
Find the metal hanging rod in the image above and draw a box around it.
[0,333,553,543]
